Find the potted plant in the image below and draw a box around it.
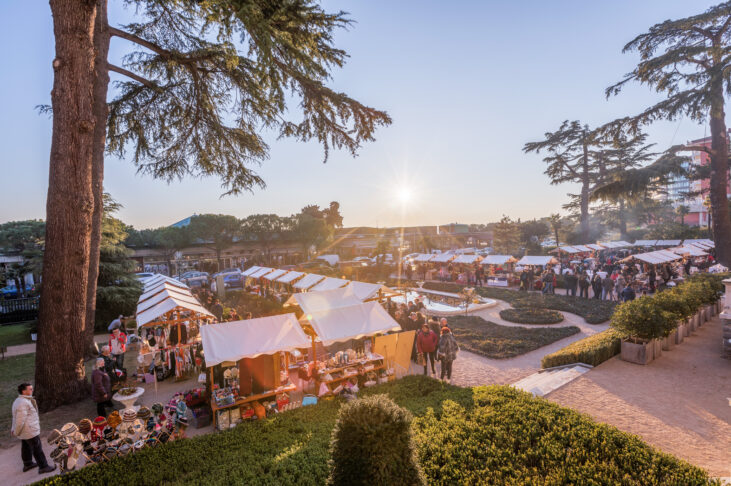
[29,321,38,342]
[653,290,689,350]
[611,297,675,365]
[681,283,703,334]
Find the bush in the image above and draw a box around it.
[499,307,564,324]
[328,395,426,486]
[541,329,621,368]
[610,296,676,341]
[654,288,692,322]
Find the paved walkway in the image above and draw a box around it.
[5,335,109,357]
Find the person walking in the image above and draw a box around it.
[211,299,224,322]
[591,273,602,299]
[108,327,127,371]
[578,273,589,299]
[615,273,626,302]
[92,358,114,417]
[437,326,459,383]
[565,271,577,297]
[542,270,553,294]
[602,274,614,301]
[11,383,56,474]
[107,314,124,332]
[519,269,528,291]
[416,323,438,376]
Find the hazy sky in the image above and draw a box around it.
[0,0,722,229]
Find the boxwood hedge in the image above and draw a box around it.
[499,307,564,324]
[39,377,715,486]
[541,329,622,368]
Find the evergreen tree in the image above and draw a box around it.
[492,216,521,255]
[240,214,293,264]
[187,214,242,271]
[0,220,45,297]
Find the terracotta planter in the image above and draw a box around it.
[675,324,685,344]
[621,339,655,365]
[662,330,677,351]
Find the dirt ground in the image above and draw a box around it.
[547,316,731,479]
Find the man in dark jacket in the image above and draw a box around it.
[564,272,577,297]
[416,323,439,376]
[92,358,114,417]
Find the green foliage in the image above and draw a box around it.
[447,316,580,359]
[653,288,693,321]
[36,376,714,486]
[610,296,676,341]
[328,395,426,486]
[0,322,34,347]
[499,307,564,324]
[0,219,45,294]
[222,290,287,318]
[492,215,521,255]
[541,329,622,368]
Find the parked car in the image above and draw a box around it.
[223,273,244,289]
[182,271,209,285]
[0,283,35,299]
[134,272,155,281]
[212,268,242,278]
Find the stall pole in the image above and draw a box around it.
[311,335,317,371]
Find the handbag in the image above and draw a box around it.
[417,353,425,366]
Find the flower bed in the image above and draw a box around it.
[499,307,564,324]
[541,329,621,368]
[447,316,579,359]
[41,376,714,485]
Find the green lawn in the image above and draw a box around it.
[0,353,36,437]
[0,322,34,347]
[40,376,714,485]
[447,315,580,359]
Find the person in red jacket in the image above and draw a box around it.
[416,323,439,376]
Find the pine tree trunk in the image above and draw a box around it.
[84,0,110,357]
[36,0,98,411]
[708,81,731,266]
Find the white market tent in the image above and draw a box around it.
[248,267,274,279]
[517,256,559,266]
[413,253,436,262]
[143,275,188,291]
[275,271,305,284]
[624,250,682,265]
[552,246,581,254]
[431,253,456,263]
[241,266,262,277]
[452,254,482,264]
[572,245,593,252]
[136,287,201,316]
[293,273,326,290]
[634,240,658,247]
[200,314,310,367]
[286,285,362,314]
[308,277,350,292]
[598,241,632,249]
[655,240,682,247]
[347,281,398,301]
[136,292,213,328]
[262,269,288,282]
[481,255,518,265]
[585,244,604,250]
[671,246,708,257]
[306,301,402,346]
[684,239,714,249]
[316,254,340,266]
[139,281,192,304]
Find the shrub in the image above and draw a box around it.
[328,395,426,486]
[653,289,692,322]
[541,329,621,368]
[499,307,564,324]
[610,296,676,341]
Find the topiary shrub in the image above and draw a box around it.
[610,296,675,341]
[328,394,426,486]
[541,329,621,368]
[500,307,564,324]
[653,289,692,323]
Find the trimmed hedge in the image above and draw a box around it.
[541,329,621,368]
[499,307,564,324]
[40,376,715,486]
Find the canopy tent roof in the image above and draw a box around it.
[623,250,681,265]
[139,281,192,304]
[308,277,350,292]
[241,266,262,277]
[633,240,658,246]
[316,254,339,266]
[285,285,362,314]
[347,281,399,301]
[275,271,305,284]
[585,244,604,250]
[413,253,436,262]
[655,240,682,246]
[248,267,274,279]
[551,246,581,254]
[598,241,632,249]
[200,314,309,367]
[452,254,482,264]
[431,253,456,263]
[572,245,593,252]
[306,301,401,346]
[684,239,714,249]
[262,269,288,282]
[517,256,559,266]
[481,255,518,265]
[136,287,201,316]
[136,294,213,328]
[293,273,326,290]
[143,275,188,291]
[670,246,708,257]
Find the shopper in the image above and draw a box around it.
[602,274,614,301]
[92,358,114,417]
[578,273,590,299]
[564,271,577,297]
[109,327,127,370]
[211,299,224,322]
[11,383,56,474]
[437,326,459,383]
[416,323,438,376]
[591,274,602,299]
[107,314,124,332]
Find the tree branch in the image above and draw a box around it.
[672,144,713,155]
[108,64,157,90]
[110,27,170,57]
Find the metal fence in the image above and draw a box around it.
[0,297,39,325]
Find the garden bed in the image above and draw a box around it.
[541,329,621,368]
[42,376,713,485]
[447,316,579,359]
[499,307,564,324]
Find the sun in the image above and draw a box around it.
[398,187,413,204]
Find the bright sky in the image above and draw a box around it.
[0,0,722,229]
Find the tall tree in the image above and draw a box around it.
[323,201,344,228]
[604,1,731,265]
[0,220,46,296]
[187,214,241,271]
[524,121,601,242]
[676,204,690,226]
[240,214,292,264]
[154,226,192,276]
[40,0,390,408]
[492,216,521,255]
[292,211,333,259]
[548,214,562,248]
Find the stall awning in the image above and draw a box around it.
[683,239,714,249]
[136,294,213,328]
[248,267,274,279]
[241,266,262,277]
[262,269,288,282]
[599,241,631,249]
[143,275,188,291]
[431,253,456,263]
[275,271,305,284]
[200,314,309,367]
[552,246,581,254]
[655,240,682,246]
[670,246,708,257]
[452,254,481,264]
[633,240,658,246]
[293,273,326,290]
[347,281,399,301]
[517,256,558,266]
[308,277,350,292]
[625,250,682,265]
[136,287,201,316]
[481,255,517,265]
[286,285,362,314]
[306,301,402,346]
[585,244,604,250]
[413,254,436,262]
[572,245,593,252]
[139,282,192,305]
